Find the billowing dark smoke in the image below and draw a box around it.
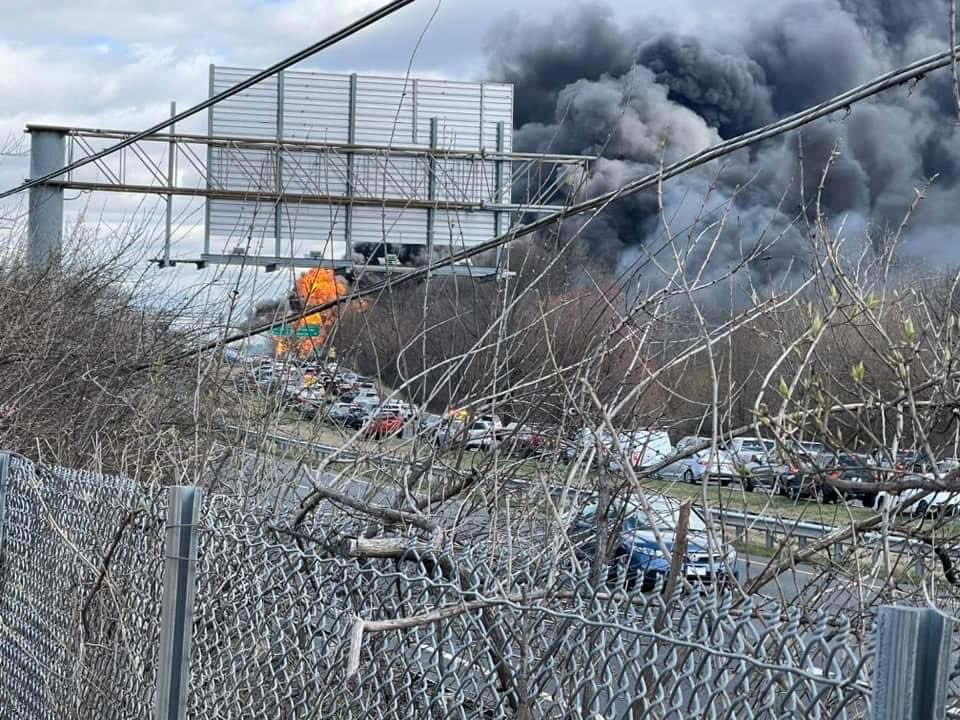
[486,0,957,291]
[246,297,287,328]
[638,36,774,137]
[485,5,639,127]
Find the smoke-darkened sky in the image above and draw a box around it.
[1,0,958,302]
[487,0,960,288]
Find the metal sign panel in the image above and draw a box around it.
[205,66,514,263]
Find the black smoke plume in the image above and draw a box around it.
[486,0,957,291]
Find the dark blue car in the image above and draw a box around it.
[571,495,737,591]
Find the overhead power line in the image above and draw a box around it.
[0,0,417,202]
[147,40,960,370]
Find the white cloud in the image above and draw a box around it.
[0,0,668,310]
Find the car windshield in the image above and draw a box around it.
[740,440,767,453]
[579,497,707,534]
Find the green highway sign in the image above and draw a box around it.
[271,326,321,337]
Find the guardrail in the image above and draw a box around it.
[711,508,832,547]
[230,425,404,465]
[231,426,921,561]
[541,484,916,558]
[711,508,914,557]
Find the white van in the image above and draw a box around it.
[380,399,415,418]
[620,430,674,470]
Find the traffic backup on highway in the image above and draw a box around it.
[235,352,960,586]
[238,354,960,507]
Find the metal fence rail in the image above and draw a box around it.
[0,453,954,719]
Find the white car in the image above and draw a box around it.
[351,396,381,416]
[659,436,709,482]
[566,428,673,472]
[877,459,960,517]
[379,399,415,418]
[297,387,325,415]
[663,452,709,483]
[463,419,499,450]
[352,390,380,404]
[619,430,673,471]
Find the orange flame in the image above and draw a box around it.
[275,268,348,358]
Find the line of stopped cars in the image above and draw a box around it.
[661,436,960,517]
[241,359,418,439]
[244,359,957,519]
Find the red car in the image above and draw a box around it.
[364,412,405,439]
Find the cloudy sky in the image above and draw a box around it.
[0,1,669,303]
[0,1,650,148]
[0,0,731,310]
[1,0,956,317]
[0,0,766,179]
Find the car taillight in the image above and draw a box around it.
[830,470,840,480]
[789,466,798,473]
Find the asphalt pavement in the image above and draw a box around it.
[232,445,902,610]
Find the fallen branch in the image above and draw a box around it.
[346,594,546,678]
[340,536,414,559]
[81,510,142,641]
[293,475,438,534]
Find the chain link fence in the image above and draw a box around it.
[0,454,166,719]
[0,452,946,719]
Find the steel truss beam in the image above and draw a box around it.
[26,123,592,271]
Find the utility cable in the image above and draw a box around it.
[142,41,960,370]
[0,0,418,202]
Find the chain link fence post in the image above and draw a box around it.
[155,486,203,720]
[0,453,11,573]
[873,605,954,720]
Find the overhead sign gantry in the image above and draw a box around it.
[25,67,592,278]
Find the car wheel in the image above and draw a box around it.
[640,572,660,593]
[683,469,695,484]
[814,487,825,504]
[787,487,798,500]
[915,500,929,518]
[743,478,755,493]
[862,494,877,509]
